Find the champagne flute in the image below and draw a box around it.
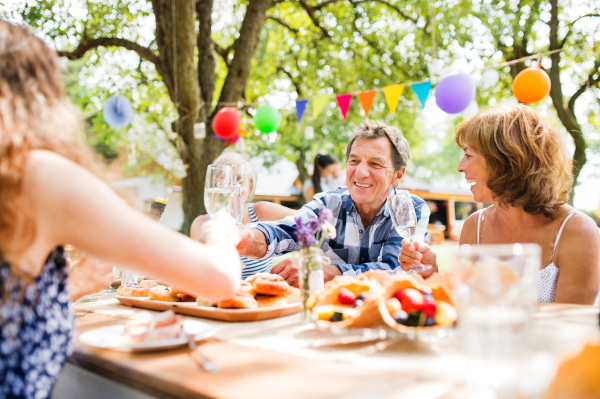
[228,183,244,224]
[388,190,432,273]
[204,164,233,217]
[231,163,246,188]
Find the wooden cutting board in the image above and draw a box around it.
[116,295,301,322]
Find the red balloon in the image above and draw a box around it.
[212,107,240,139]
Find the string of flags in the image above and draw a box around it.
[295,81,433,123]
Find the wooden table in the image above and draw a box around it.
[51,295,600,399]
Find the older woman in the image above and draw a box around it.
[0,21,240,398]
[190,151,295,278]
[400,104,599,305]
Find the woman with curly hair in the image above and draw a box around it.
[0,21,240,398]
[400,104,599,304]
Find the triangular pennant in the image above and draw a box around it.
[357,90,377,118]
[296,99,308,122]
[410,81,432,108]
[313,96,328,119]
[383,84,404,114]
[335,94,352,120]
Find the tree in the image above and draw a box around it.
[19,0,467,232]
[470,0,600,192]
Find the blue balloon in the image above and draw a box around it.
[103,95,134,129]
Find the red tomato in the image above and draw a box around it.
[422,301,437,317]
[399,288,424,313]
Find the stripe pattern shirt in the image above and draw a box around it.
[241,203,273,279]
[250,187,429,276]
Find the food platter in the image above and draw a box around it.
[116,295,301,322]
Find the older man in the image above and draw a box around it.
[238,120,435,286]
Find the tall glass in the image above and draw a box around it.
[228,183,244,224]
[388,190,431,273]
[231,163,246,188]
[204,164,233,217]
[453,243,540,390]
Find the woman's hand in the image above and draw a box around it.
[198,211,240,247]
[68,255,116,301]
[399,240,438,278]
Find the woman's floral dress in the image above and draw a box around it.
[0,247,74,399]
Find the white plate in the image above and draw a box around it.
[78,319,214,352]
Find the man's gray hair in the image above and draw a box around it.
[345,120,410,171]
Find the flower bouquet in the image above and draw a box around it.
[294,206,336,322]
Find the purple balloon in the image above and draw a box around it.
[434,72,476,114]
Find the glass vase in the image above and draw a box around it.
[299,247,329,323]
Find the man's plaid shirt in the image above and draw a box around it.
[251,187,430,276]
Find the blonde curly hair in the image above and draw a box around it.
[0,21,97,266]
[455,104,573,219]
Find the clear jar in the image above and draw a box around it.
[299,247,329,323]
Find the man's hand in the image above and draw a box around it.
[271,258,299,287]
[271,257,342,287]
[399,240,438,278]
[236,224,255,255]
[323,263,342,282]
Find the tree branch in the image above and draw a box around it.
[312,0,342,11]
[297,0,331,38]
[57,37,160,66]
[350,0,420,28]
[217,0,273,108]
[213,41,233,66]
[568,59,600,114]
[560,14,600,47]
[267,15,299,34]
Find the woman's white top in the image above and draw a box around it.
[476,209,577,303]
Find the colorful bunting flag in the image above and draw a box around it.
[357,90,377,118]
[313,96,328,119]
[296,99,308,122]
[335,94,352,120]
[410,81,432,108]
[383,84,404,114]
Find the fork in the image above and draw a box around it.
[187,334,220,373]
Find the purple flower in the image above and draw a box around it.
[317,207,333,224]
[295,224,317,248]
[294,206,336,249]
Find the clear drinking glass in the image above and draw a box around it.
[231,163,246,188]
[452,243,540,391]
[228,183,244,224]
[388,190,431,273]
[204,164,233,217]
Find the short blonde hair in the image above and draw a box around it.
[455,104,573,219]
[346,120,410,171]
[213,151,257,202]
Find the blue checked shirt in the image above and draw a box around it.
[250,187,430,276]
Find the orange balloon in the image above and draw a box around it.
[512,67,551,104]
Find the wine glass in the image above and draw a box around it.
[228,183,244,224]
[204,164,233,217]
[388,190,432,273]
[231,163,246,188]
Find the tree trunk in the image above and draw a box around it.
[548,0,587,200]
[152,0,202,235]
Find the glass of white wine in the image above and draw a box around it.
[228,183,244,224]
[204,164,233,217]
[231,163,246,188]
[388,190,431,273]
